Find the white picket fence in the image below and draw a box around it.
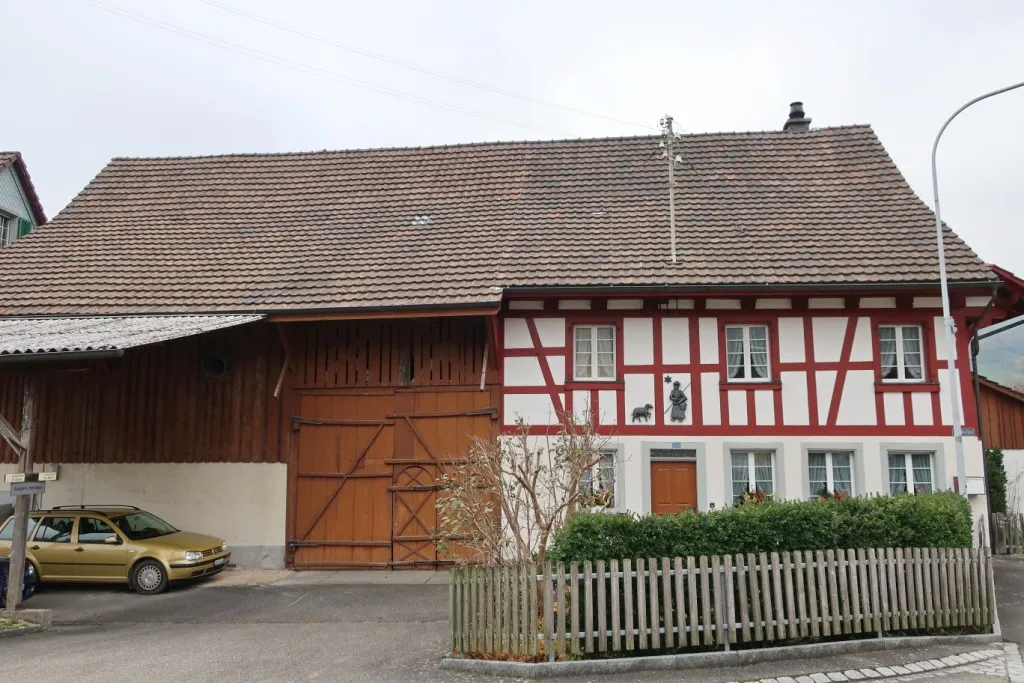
[449,547,995,658]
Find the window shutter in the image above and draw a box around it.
[17,218,32,238]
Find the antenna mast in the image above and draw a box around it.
[660,115,680,263]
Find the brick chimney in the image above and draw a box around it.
[783,101,811,132]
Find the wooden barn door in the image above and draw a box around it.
[390,390,498,567]
[290,393,396,568]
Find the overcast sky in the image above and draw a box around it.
[3,1,1022,275]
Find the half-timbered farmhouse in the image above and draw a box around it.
[0,104,1018,568]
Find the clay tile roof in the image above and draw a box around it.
[0,126,993,315]
[0,152,48,227]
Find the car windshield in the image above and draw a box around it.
[110,512,178,541]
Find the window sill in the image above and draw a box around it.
[874,382,939,393]
[565,380,623,390]
[720,380,781,391]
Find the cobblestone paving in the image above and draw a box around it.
[728,645,1024,683]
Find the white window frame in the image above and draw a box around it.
[0,213,10,247]
[573,324,616,381]
[807,450,855,496]
[579,449,620,511]
[730,449,776,501]
[724,324,771,383]
[878,324,925,383]
[887,451,934,495]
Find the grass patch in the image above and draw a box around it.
[0,617,28,631]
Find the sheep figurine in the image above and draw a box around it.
[631,404,654,422]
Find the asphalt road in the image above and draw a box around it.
[0,569,1017,683]
[994,556,1024,645]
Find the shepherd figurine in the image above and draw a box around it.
[668,381,688,422]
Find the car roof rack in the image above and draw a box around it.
[50,504,141,511]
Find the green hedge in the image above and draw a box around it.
[549,492,972,564]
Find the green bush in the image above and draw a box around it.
[987,448,1008,514]
[548,492,972,564]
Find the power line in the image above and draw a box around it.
[196,0,657,132]
[76,0,555,133]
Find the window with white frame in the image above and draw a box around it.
[730,450,775,502]
[0,215,10,247]
[725,325,770,382]
[808,450,854,497]
[573,325,615,380]
[879,325,924,381]
[580,450,617,508]
[888,452,934,495]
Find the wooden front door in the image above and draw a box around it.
[650,461,698,514]
[289,389,497,569]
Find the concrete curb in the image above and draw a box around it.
[440,634,1002,679]
[0,623,44,639]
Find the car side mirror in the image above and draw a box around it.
[104,536,122,545]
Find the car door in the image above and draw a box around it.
[29,516,80,580]
[74,517,129,581]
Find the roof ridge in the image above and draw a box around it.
[107,124,876,162]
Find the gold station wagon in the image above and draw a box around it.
[0,505,230,594]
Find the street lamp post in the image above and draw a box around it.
[930,80,1024,496]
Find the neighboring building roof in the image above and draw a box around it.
[979,375,1024,404]
[0,315,263,359]
[0,152,47,226]
[0,126,993,315]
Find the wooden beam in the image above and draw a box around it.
[268,306,500,323]
[5,375,36,613]
[0,412,23,455]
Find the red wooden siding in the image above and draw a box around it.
[980,379,1024,450]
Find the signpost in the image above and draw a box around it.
[1,376,36,613]
[9,481,44,497]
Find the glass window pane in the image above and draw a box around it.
[754,452,773,494]
[598,452,616,507]
[912,453,933,493]
[902,327,923,380]
[831,452,853,493]
[78,518,119,544]
[888,453,908,495]
[726,328,746,379]
[749,328,769,379]
[808,452,828,495]
[34,516,74,543]
[575,327,593,377]
[579,468,594,495]
[731,452,749,501]
[880,327,898,379]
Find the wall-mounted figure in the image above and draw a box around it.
[667,381,688,422]
[631,404,654,422]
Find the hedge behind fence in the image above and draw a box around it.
[549,492,972,564]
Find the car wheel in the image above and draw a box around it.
[131,560,168,595]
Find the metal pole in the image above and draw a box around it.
[663,115,678,263]
[930,80,1024,497]
[5,375,35,613]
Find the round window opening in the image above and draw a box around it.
[201,353,230,377]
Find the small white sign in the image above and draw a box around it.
[4,473,26,484]
[9,481,44,496]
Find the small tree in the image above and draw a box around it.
[987,447,1008,514]
[437,410,611,567]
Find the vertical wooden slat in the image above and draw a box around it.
[794,550,808,638]
[463,568,473,655]
[868,548,881,634]
[771,551,786,639]
[450,567,458,654]
[737,554,751,642]
[847,549,862,634]
[649,558,661,650]
[543,564,554,660]
[723,554,737,644]
[806,550,820,638]
[940,547,952,627]
[884,548,897,631]
[521,564,532,655]
[935,548,948,628]
[555,564,566,656]
[623,558,635,651]
[584,560,595,653]
[986,546,997,627]
[979,547,991,626]
[760,551,775,641]
[611,559,622,652]
[530,563,539,655]
[710,555,724,645]
[687,556,700,647]
[836,548,851,635]
[921,549,934,628]
[597,559,608,652]
[782,551,798,639]
[510,565,520,656]
[826,549,841,635]
[569,561,580,655]
[748,552,764,641]
[953,548,965,626]
[912,548,925,629]
[503,566,513,654]
[661,557,675,649]
[969,547,980,626]
[469,567,478,653]
[857,548,871,633]
[674,557,686,648]
[700,555,714,645]
[488,566,496,653]
[637,558,649,650]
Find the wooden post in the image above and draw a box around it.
[4,375,36,614]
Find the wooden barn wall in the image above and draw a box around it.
[981,384,1024,450]
[0,323,284,465]
[0,317,495,465]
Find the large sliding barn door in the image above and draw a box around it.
[290,389,497,569]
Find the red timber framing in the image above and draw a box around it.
[499,293,988,437]
[281,316,499,569]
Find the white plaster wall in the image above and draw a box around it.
[547,355,565,384]
[503,319,532,348]
[913,297,942,309]
[966,296,991,307]
[504,393,559,425]
[534,318,565,348]
[809,298,844,309]
[755,298,791,310]
[727,391,747,426]
[558,300,590,310]
[815,370,837,420]
[503,357,545,386]
[607,299,643,310]
[706,299,741,310]
[912,393,934,425]
[778,319,805,363]
[883,393,905,426]
[699,318,718,363]
[780,371,810,425]
[598,390,618,425]
[934,316,957,361]
[661,318,690,364]
[836,370,875,425]
[623,318,654,365]
[860,297,896,309]
[508,300,544,310]
[572,390,591,423]
[753,391,774,426]
[700,372,721,425]
[849,317,873,362]
[0,462,287,568]
[812,318,847,362]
